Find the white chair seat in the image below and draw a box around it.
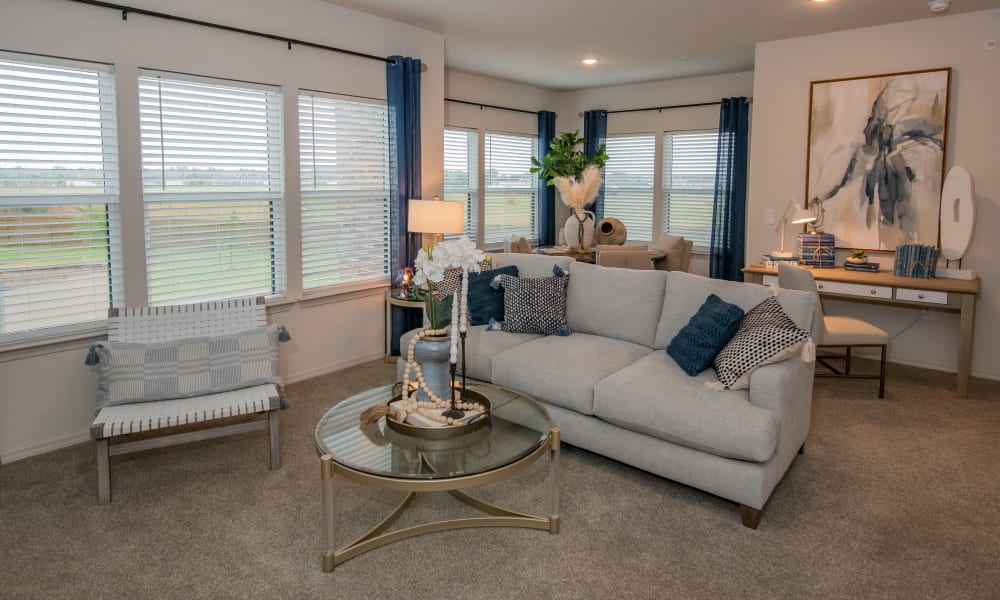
[92,384,279,438]
[820,316,889,346]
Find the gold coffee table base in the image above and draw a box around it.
[320,428,561,572]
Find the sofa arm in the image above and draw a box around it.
[748,357,814,452]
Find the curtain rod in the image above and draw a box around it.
[446,97,543,116]
[577,97,752,117]
[64,0,427,70]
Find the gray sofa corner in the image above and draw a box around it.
[398,254,816,528]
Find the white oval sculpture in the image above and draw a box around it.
[939,165,975,261]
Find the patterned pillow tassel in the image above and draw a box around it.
[278,325,291,343]
[554,325,573,337]
[801,338,816,363]
[486,317,504,331]
[552,265,566,277]
[84,343,103,366]
[704,381,726,391]
[489,275,503,290]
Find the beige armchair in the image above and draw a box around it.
[595,245,653,269]
[650,234,693,272]
[777,262,888,397]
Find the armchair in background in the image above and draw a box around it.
[650,234,693,272]
[595,244,653,269]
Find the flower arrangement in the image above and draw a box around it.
[553,164,604,211]
[412,235,486,339]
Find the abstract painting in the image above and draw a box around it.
[805,68,950,251]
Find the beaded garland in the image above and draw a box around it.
[400,324,479,426]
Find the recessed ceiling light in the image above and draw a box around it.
[581,57,599,65]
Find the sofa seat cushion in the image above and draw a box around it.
[491,333,653,416]
[593,352,780,462]
[398,325,542,383]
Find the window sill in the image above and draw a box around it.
[0,323,109,363]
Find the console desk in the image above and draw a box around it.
[742,265,981,397]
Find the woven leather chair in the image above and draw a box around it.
[89,297,284,503]
[778,263,888,397]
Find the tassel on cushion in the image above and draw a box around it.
[704,381,727,391]
[279,394,289,410]
[278,325,291,343]
[552,265,566,277]
[486,317,503,331]
[554,325,572,337]
[801,338,816,363]
[84,343,102,366]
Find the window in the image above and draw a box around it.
[0,53,120,337]
[443,128,478,240]
[603,134,656,241]
[299,92,389,290]
[139,72,284,305]
[483,132,536,244]
[663,130,719,248]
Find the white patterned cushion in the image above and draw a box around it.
[436,259,493,298]
[713,296,810,390]
[94,325,281,407]
[488,266,571,336]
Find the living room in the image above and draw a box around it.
[1,0,997,598]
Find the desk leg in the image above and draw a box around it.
[958,294,976,398]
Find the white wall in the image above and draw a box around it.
[445,69,559,135]
[748,9,1000,379]
[0,0,445,462]
[557,72,755,276]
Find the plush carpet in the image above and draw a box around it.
[0,359,998,600]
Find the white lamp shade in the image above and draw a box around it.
[408,199,464,234]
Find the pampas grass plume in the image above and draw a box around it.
[554,164,603,210]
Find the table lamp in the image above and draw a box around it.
[772,198,816,259]
[408,197,464,248]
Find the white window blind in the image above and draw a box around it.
[299,92,389,290]
[484,132,536,244]
[0,53,121,337]
[443,128,478,241]
[603,134,656,242]
[139,72,284,305]
[663,130,719,248]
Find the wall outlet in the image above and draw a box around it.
[763,209,776,225]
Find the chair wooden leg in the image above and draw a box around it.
[96,439,111,505]
[878,345,887,399]
[845,346,852,375]
[267,410,281,470]
[740,504,761,529]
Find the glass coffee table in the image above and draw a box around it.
[314,380,560,572]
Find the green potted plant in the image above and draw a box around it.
[530,130,608,250]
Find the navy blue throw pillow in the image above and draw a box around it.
[467,265,518,326]
[667,294,745,376]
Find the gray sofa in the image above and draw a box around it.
[399,253,816,528]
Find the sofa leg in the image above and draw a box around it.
[798,443,805,455]
[740,505,761,529]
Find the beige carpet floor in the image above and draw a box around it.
[1,359,998,600]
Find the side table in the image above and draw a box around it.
[384,290,424,363]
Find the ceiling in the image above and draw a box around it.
[327,0,1000,90]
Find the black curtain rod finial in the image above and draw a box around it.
[121,8,126,20]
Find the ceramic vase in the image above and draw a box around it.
[564,209,595,251]
[412,336,452,403]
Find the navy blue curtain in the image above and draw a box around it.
[536,110,557,246]
[709,97,750,282]
[582,110,607,219]
[387,55,423,354]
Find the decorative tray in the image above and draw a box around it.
[384,385,492,440]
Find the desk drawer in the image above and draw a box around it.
[815,280,892,299]
[896,288,948,305]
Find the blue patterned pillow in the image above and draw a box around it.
[467,265,518,325]
[667,294,744,376]
[90,325,283,408]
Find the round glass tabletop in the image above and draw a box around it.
[315,380,552,480]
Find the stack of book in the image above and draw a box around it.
[844,261,880,273]
[797,233,836,268]
[893,243,939,278]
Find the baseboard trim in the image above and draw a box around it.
[835,350,1000,382]
[1,431,90,464]
[282,352,386,385]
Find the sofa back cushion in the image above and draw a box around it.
[490,253,574,277]
[653,272,815,349]
[566,262,667,348]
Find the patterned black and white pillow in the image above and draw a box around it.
[713,296,811,390]
[436,258,493,298]
[487,265,571,336]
